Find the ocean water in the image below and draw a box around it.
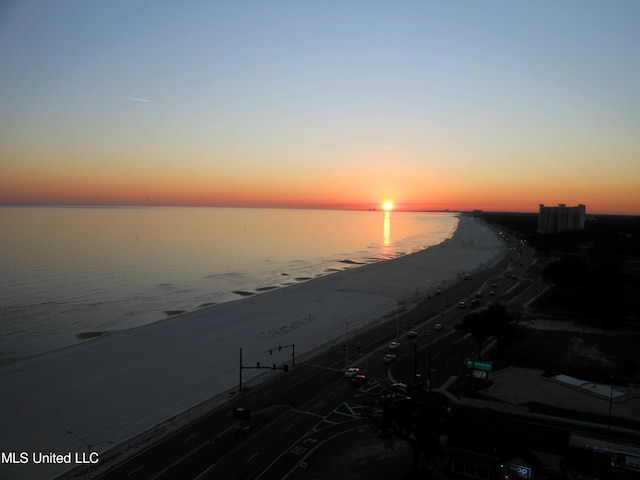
[0,206,458,361]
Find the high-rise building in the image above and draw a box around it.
[538,204,586,234]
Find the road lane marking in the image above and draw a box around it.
[128,464,145,476]
[247,452,259,463]
[292,409,325,419]
[183,433,198,442]
[290,446,307,456]
[343,402,356,416]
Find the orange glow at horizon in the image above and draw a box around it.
[1,160,639,215]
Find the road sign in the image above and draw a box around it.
[506,463,532,478]
[465,360,492,372]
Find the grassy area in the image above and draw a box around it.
[494,327,640,384]
[465,325,640,431]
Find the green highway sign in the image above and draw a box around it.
[466,360,492,372]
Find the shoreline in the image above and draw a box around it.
[1,211,458,364]
[0,215,506,480]
[1,219,456,366]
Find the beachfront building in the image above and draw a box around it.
[538,204,586,234]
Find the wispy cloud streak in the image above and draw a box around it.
[120,96,151,103]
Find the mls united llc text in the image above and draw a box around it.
[2,451,100,464]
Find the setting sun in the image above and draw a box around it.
[382,201,394,211]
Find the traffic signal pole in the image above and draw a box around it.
[239,347,290,391]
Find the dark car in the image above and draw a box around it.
[390,382,408,394]
[388,341,400,350]
[383,354,396,363]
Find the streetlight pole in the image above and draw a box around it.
[345,320,350,368]
[608,376,614,446]
[428,333,432,394]
[413,341,418,383]
[67,430,112,480]
[338,317,350,368]
[239,347,243,391]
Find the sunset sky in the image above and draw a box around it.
[1,1,639,214]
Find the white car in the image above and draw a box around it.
[383,354,396,363]
[390,382,408,394]
[388,341,400,350]
[344,367,360,378]
[434,323,442,331]
[458,301,466,308]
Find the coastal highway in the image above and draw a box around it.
[91,358,383,480]
[75,238,534,480]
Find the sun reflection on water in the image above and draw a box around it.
[384,210,391,246]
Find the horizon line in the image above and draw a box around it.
[1,202,637,217]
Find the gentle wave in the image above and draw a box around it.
[0,207,458,361]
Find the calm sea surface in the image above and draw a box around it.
[0,206,458,361]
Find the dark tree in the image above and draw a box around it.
[456,304,516,357]
[370,389,448,478]
[542,255,590,290]
[456,311,488,360]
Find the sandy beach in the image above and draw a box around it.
[0,215,504,480]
